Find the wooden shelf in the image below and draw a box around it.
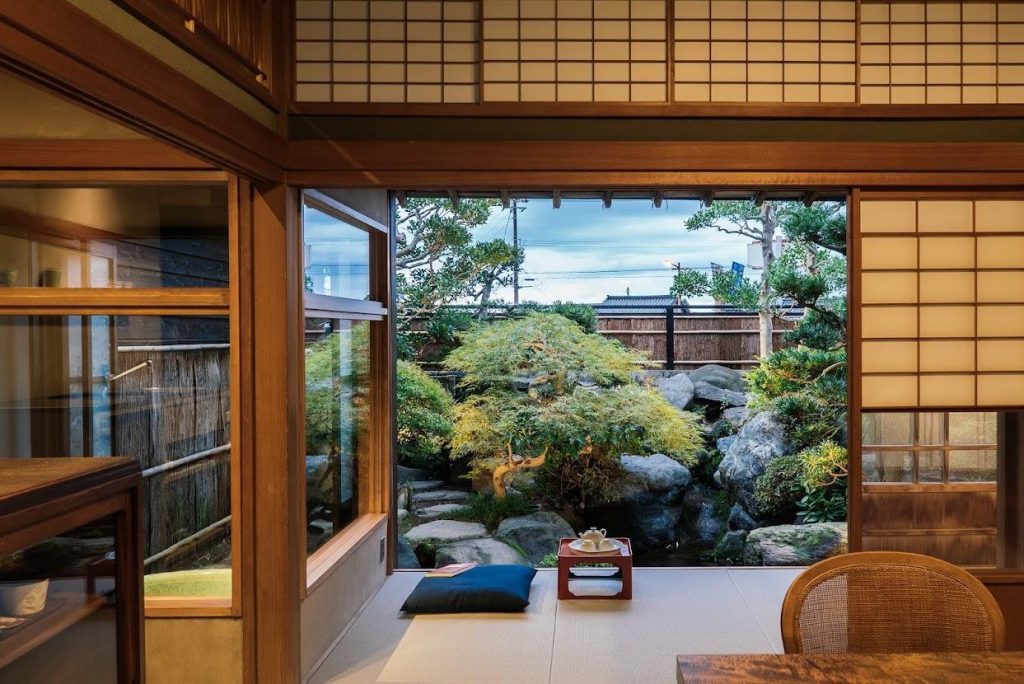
[0,592,107,669]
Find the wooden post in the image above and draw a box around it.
[247,183,302,683]
[665,306,675,370]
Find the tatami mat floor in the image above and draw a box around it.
[306,567,803,684]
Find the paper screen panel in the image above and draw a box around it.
[919,306,975,338]
[917,200,974,233]
[975,200,1024,232]
[919,340,976,373]
[978,374,1024,405]
[858,196,1024,411]
[673,0,857,103]
[978,305,1024,337]
[918,236,975,269]
[920,374,976,406]
[977,340,1024,371]
[859,1,1024,105]
[863,375,918,407]
[859,201,917,233]
[862,306,919,338]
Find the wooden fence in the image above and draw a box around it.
[115,345,231,571]
[597,309,798,370]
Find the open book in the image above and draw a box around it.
[425,562,476,578]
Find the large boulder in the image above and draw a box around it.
[677,484,726,551]
[657,373,695,410]
[404,520,486,546]
[586,454,692,553]
[721,407,751,429]
[689,364,746,393]
[620,453,692,491]
[715,411,791,513]
[693,381,747,407]
[435,538,532,567]
[714,530,749,562]
[716,435,737,455]
[743,523,848,566]
[411,489,471,507]
[728,503,759,531]
[397,464,431,483]
[496,512,574,565]
[414,503,468,521]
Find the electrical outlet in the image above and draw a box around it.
[379,536,386,563]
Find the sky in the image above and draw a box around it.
[473,199,754,305]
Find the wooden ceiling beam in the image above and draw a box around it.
[500,190,511,208]
[700,191,714,208]
[602,191,612,208]
[753,190,768,207]
[552,190,561,209]
[448,189,461,208]
[653,191,664,208]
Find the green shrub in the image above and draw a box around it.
[753,454,806,522]
[797,484,847,523]
[746,347,846,410]
[451,491,533,531]
[445,312,650,395]
[396,361,454,471]
[446,313,701,510]
[514,302,598,333]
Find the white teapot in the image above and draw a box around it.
[578,527,607,549]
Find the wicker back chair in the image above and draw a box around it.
[781,551,1005,655]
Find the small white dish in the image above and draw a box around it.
[568,538,623,554]
[569,566,618,577]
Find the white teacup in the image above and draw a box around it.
[0,579,49,616]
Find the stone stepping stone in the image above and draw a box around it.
[435,538,531,567]
[411,489,470,506]
[407,480,444,492]
[414,503,467,521]
[404,520,487,545]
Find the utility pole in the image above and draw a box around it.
[512,198,520,305]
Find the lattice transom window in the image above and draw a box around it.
[295,0,480,103]
[859,1,1024,104]
[862,411,998,484]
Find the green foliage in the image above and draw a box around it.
[396,198,523,360]
[669,269,710,300]
[754,442,848,524]
[747,347,847,410]
[753,454,806,522]
[515,301,598,334]
[538,552,559,568]
[304,322,369,456]
[779,203,847,255]
[396,361,454,471]
[670,268,759,310]
[451,491,533,531]
[445,312,650,396]
[797,483,847,524]
[800,441,848,489]
[446,313,702,510]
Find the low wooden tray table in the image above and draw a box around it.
[556,537,632,600]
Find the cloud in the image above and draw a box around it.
[474,199,756,304]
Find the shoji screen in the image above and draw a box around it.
[858,195,1024,409]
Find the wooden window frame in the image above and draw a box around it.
[0,171,241,619]
[297,189,392,596]
[862,410,999,487]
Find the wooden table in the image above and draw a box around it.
[557,537,632,600]
[677,652,1024,683]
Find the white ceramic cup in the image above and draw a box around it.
[0,579,49,616]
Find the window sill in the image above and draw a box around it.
[144,596,234,618]
[305,513,388,597]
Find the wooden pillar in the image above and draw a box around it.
[997,412,1024,569]
[242,182,302,683]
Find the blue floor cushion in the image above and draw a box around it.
[401,565,537,614]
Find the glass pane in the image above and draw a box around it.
[948,449,998,482]
[949,412,998,445]
[0,185,228,288]
[303,203,371,300]
[918,450,945,483]
[0,315,232,597]
[305,318,370,555]
[0,516,118,681]
[917,412,945,446]
[863,450,914,482]
[861,412,914,446]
